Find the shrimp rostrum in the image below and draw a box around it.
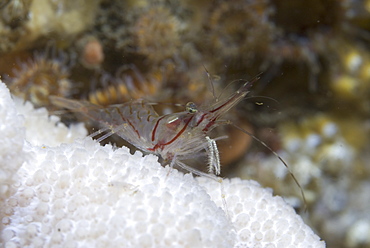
[50,81,254,181]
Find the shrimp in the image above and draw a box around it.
[50,77,306,209]
[50,80,253,179]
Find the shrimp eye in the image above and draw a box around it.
[186,102,198,113]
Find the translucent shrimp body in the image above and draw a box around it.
[50,82,253,179]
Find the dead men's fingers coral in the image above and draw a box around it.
[0,81,325,247]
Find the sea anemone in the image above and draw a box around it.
[134,6,181,64]
[88,65,163,106]
[4,47,73,109]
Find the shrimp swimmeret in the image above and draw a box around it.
[50,81,254,181]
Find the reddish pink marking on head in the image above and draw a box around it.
[196,113,207,126]
[151,116,166,142]
[148,115,194,151]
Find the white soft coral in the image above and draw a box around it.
[0,82,25,200]
[0,81,325,247]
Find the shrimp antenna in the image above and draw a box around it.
[244,95,280,106]
[145,101,187,110]
[202,65,217,101]
[218,72,264,100]
[229,122,307,211]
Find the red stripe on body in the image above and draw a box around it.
[151,116,166,142]
[117,107,141,139]
[148,115,194,152]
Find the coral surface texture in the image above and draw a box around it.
[0,81,325,247]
